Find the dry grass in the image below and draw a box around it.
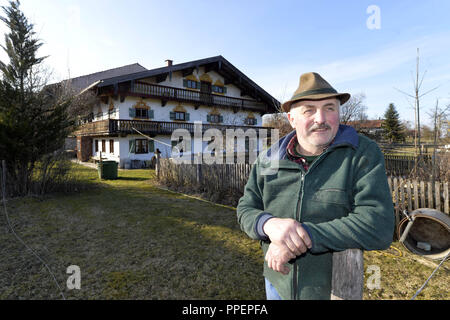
[0,164,448,300]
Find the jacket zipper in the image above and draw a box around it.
[293,171,305,300]
[292,149,332,299]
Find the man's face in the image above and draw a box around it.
[287,98,340,155]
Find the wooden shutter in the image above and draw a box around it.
[148,140,154,152]
[129,108,136,118]
[148,109,154,119]
[219,115,223,123]
[170,112,175,120]
[183,79,188,88]
[129,140,135,153]
[185,113,190,121]
[207,114,211,122]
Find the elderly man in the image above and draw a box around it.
[236,72,394,300]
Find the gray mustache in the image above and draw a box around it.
[310,124,331,131]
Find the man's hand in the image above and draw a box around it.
[263,218,312,256]
[265,243,295,275]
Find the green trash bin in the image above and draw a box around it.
[98,161,118,180]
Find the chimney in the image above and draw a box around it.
[165,59,173,67]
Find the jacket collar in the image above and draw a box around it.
[265,124,359,161]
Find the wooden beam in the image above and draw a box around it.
[156,73,168,83]
[182,68,194,77]
[204,63,216,74]
[331,249,364,300]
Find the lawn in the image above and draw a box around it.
[0,163,448,300]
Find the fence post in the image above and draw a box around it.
[196,153,202,185]
[331,249,364,300]
[155,153,160,180]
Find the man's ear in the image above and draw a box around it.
[286,112,296,129]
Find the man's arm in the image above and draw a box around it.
[263,218,311,256]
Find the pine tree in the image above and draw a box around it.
[0,1,74,196]
[382,103,405,143]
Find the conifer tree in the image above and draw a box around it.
[382,103,405,143]
[0,1,74,196]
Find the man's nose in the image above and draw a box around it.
[314,109,326,124]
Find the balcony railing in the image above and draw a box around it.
[74,119,273,137]
[130,82,267,111]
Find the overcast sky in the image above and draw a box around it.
[1,0,450,126]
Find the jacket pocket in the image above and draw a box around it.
[311,188,350,207]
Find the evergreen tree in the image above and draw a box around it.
[382,103,405,143]
[0,1,74,196]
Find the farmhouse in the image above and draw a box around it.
[72,56,280,168]
[347,119,384,135]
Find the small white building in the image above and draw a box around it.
[73,56,279,168]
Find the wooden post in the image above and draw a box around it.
[196,152,202,185]
[393,178,399,230]
[407,180,412,211]
[155,152,160,180]
[435,182,441,212]
[444,182,449,214]
[428,181,434,209]
[331,249,364,300]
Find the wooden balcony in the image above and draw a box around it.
[74,119,274,137]
[106,81,269,111]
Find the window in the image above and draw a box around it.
[135,139,148,154]
[171,137,184,154]
[187,80,198,89]
[95,140,98,152]
[129,108,153,119]
[175,112,185,120]
[207,114,223,123]
[245,118,257,125]
[135,108,148,119]
[183,79,199,89]
[212,85,227,94]
[109,140,114,153]
[102,140,106,152]
[170,111,190,121]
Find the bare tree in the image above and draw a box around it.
[395,48,439,155]
[339,92,368,125]
[427,99,450,183]
[263,112,292,138]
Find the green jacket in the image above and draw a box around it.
[236,125,394,300]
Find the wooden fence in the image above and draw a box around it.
[158,159,251,196]
[157,160,450,217]
[387,177,449,233]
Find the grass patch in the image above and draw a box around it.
[0,164,448,299]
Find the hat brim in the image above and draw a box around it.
[281,92,351,113]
